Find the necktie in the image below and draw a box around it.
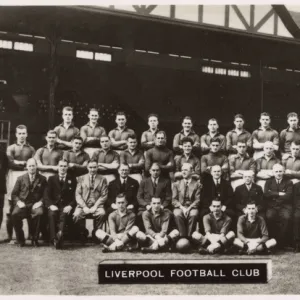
[121,179,126,192]
[153,179,157,194]
[184,181,189,204]
[90,176,95,189]
[60,177,64,187]
[30,176,34,189]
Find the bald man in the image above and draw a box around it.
[11,158,47,247]
[264,164,293,249]
[172,163,201,237]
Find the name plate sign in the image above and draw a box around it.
[98,259,271,284]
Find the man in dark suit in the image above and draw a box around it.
[45,159,77,249]
[264,163,293,249]
[0,150,8,231]
[11,158,47,247]
[73,160,108,241]
[107,163,139,214]
[293,181,300,252]
[200,165,235,233]
[137,163,172,213]
[172,163,201,237]
[234,170,264,217]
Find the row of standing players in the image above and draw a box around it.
[1,107,300,253]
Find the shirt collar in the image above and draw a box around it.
[236,152,249,159]
[120,177,127,184]
[210,212,224,221]
[16,142,30,147]
[70,149,83,155]
[286,126,300,132]
[115,126,128,132]
[206,131,220,137]
[117,209,128,218]
[231,128,246,134]
[258,126,272,131]
[180,129,195,135]
[60,122,74,129]
[86,122,99,128]
[184,178,192,185]
[100,148,113,154]
[126,148,138,156]
[59,174,67,180]
[148,128,159,133]
[263,153,275,160]
[247,215,257,223]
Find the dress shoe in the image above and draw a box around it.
[102,245,113,253]
[17,241,25,248]
[32,240,40,247]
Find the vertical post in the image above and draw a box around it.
[47,26,60,129]
[259,60,264,112]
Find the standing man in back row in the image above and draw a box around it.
[109,111,135,153]
[54,106,80,150]
[200,118,226,155]
[141,113,159,151]
[6,125,35,243]
[173,116,200,156]
[251,112,279,160]
[80,108,106,158]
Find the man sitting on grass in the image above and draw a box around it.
[136,197,179,253]
[233,201,276,254]
[96,193,139,252]
[192,199,235,254]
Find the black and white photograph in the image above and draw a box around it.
[0,3,299,295]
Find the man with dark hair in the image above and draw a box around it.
[234,171,264,217]
[45,159,77,249]
[145,130,174,179]
[54,106,80,150]
[92,135,120,184]
[11,158,47,247]
[282,141,300,184]
[280,112,300,156]
[293,181,300,252]
[120,134,144,183]
[226,114,252,155]
[63,136,89,177]
[107,163,139,214]
[35,130,64,180]
[174,137,201,181]
[252,112,279,160]
[229,141,256,190]
[141,113,159,151]
[192,199,235,254]
[137,162,172,220]
[73,160,108,242]
[136,197,179,253]
[80,108,106,158]
[200,118,226,154]
[96,193,139,252]
[200,137,229,180]
[172,163,201,237]
[200,165,235,226]
[233,202,276,254]
[108,111,135,152]
[6,124,35,242]
[173,116,200,155]
[264,163,293,249]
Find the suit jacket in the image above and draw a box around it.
[137,176,172,211]
[107,176,139,211]
[172,179,201,208]
[264,177,293,208]
[294,182,300,210]
[234,183,264,212]
[11,173,47,205]
[201,177,234,209]
[75,173,108,208]
[0,151,8,194]
[45,174,77,208]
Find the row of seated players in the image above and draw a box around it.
[5,156,298,255]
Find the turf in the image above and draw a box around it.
[0,239,298,295]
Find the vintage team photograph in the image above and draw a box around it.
[0,3,299,295]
